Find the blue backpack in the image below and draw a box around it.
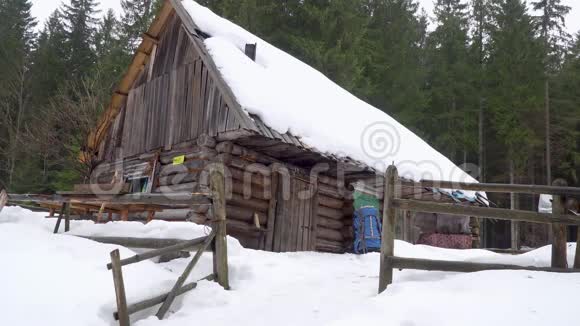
[353,206,382,254]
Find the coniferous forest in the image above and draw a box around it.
[0,0,578,212]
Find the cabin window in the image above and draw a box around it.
[127,177,149,193]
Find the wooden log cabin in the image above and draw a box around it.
[84,0,487,253]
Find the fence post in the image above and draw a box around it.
[53,203,67,234]
[379,165,398,294]
[575,214,580,268]
[110,249,130,326]
[551,179,567,268]
[210,164,229,290]
[64,202,71,232]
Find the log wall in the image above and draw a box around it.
[90,138,356,253]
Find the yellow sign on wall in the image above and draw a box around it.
[173,155,185,165]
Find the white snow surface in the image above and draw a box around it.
[2,205,580,325]
[181,1,477,185]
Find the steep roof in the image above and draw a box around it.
[180,0,477,184]
[90,0,479,189]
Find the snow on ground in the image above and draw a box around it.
[2,205,580,326]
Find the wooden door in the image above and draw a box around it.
[273,175,315,252]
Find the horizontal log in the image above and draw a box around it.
[226,204,267,224]
[230,180,271,200]
[154,182,198,193]
[160,148,216,164]
[197,134,216,148]
[187,211,208,224]
[228,167,270,187]
[317,216,344,230]
[72,183,130,195]
[159,160,207,177]
[318,195,344,210]
[228,193,269,212]
[226,219,267,234]
[393,199,580,225]
[158,172,200,186]
[399,179,580,196]
[388,256,580,273]
[318,183,345,200]
[317,227,344,242]
[215,154,271,175]
[106,236,208,270]
[318,175,342,189]
[342,226,354,239]
[74,235,211,250]
[316,239,345,253]
[69,192,210,206]
[318,206,344,220]
[216,141,278,164]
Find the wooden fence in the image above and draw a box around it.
[109,166,229,325]
[378,165,580,294]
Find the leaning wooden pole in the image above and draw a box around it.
[211,164,230,290]
[53,203,67,234]
[551,179,568,268]
[110,249,130,326]
[379,165,398,294]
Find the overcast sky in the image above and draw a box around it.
[32,0,580,35]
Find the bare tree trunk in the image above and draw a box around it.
[7,67,26,188]
[478,98,484,182]
[510,159,519,250]
[545,79,551,185]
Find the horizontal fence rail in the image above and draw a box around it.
[388,256,580,274]
[379,164,580,294]
[106,235,209,270]
[399,179,580,196]
[393,199,580,225]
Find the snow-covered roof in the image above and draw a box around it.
[181,1,477,185]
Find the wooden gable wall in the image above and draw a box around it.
[99,11,246,161]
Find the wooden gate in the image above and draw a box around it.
[272,173,315,252]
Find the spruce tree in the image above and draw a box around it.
[531,0,571,184]
[30,10,68,103]
[363,0,428,132]
[120,0,160,53]
[62,0,100,81]
[0,0,36,188]
[486,0,544,176]
[425,0,476,162]
[470,0,491,180]
[94,9,126,90]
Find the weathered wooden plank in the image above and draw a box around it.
[399,179,580,196]
[394,198,580,225]
[389,256,580,273]
[552,179,568,268]
[265,168,279,251]
[110,249,130,326]
[106,236,208,270]
[210,164,230,289]
[379,165,397,294]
